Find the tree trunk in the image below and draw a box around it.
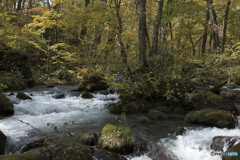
[47,0,51,10]
[114,0,131,73]
[149,0,164,57]
[16,0,23,11]
[28,0,32,9]
[207,0,220,53]
[5,0,8,7]
[21,0,26,11]
[80,0,90,42]
[221,0,231,54]
[202,7,210,56]
[139,0,148,69]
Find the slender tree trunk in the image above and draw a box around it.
[21,0,26,11]
[28,0,32,9]
[221,0,231,54]
[139,0,148,69]
[189,35,196,56]
[5,0,8,7]
[80,0,90,42]
[207,0,220,53]
[149,0,164,57]
[114,0,131,73]
[47,0,51,9]
[202,7,210,56]
[17,0,23,11]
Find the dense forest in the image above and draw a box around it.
[0,0,240,159]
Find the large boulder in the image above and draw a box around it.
[36,144,92,160]
[184,109,237,129]
[0,152,39,160]
[81,91,93,99]
[98,124,134,154]
[78,75,109,92]
[0,93,14,116]
[93,149,127,160]
[210,136,240,152]
[16,92,32,100]
[0,131,6,155]
[222,143,240,160]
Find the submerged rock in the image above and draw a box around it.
[52,93,65,99]
[211,136,240,152]
[184,109,237,129]
[147,146,178,160]
[93,149,127,160]
[78,75,109,92]
[0,93,14,116]
[0,130,6,155]
[16,92,32,100]
[95,90,109,95]
[98,124,134,154]
[81,91,93,99]
[0,152,39,160]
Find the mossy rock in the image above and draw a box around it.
[81,91,93,99]
[36,144,92,160]
[16,92,32,100]
[108,102,139,114]
[0,130,6,155]
[0,93,14,116]
[222,143,240,160]
[78,75,109,92]
[155,106,174,114]
[184,109,237,129]
[148,108,168,120]
[0,152,39,160]
[72,132,93,145]
[137,116,151,123]
[98,124,134,154]
[174,107,186,114]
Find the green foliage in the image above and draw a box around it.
[0,152,40,160]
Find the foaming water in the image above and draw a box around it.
[127,154,151,160]
[0,87,119,153]
[158,119,240,160]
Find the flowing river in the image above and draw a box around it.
[1,85,240,160]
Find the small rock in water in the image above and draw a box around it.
[52,93,65,99]
[95,90,109,95]
[46,85,55,88]
[16,92,32,100]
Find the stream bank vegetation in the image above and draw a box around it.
[1,0,240,159]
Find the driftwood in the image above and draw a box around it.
[210,80,228,94]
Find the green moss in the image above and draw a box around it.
[148,108,168,120]
[137,116,151,123]
[37,144,92,160]
[184,109,237,128]
[98,124,134,154]
[174,107,186,114]
[72,132,93,145]
[0,93,14,116]
[222,143,240,160]
[207,92,224,104]
[16,92,32,100]
[81,91,93,99]
[0,152,39,160]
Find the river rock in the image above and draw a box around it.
[0,93,14,116]
[16,92,32,100]
[148,108,168,120]
[210,136,240,152]
[222,143,240,160]
[20,139,47,153]
[0,130,6,155]
[147,146,178,160]
[184,109,237,129]
[93,149,127,160]
[71,132,96,146]
[169,126,186,136]
[52,93,65,99]
[36,144,92,160]
[98,124,134,154]
[78,75,109,92]
[0,152,40,160]
[81,91,93,99]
